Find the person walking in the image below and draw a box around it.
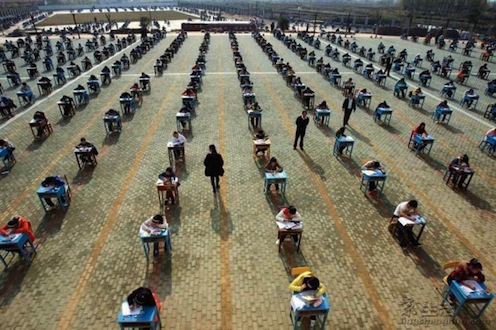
[204,144,224,193]
[385,55,393,76]
[341,93,356,127]
[293,111,309,150]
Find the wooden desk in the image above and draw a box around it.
[74,147,97,169]
[167,142,185,168]
[253,139,271,158]
[29,119,52,140]
[444,166,475,190]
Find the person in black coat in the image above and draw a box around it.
[341,93,356,127]
[204,144,224,193]
[293,111,309,150]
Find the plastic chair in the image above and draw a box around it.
[442,261,460,294]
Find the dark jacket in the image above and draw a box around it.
[204,153,224,177]
[295,116,309,132]
[342,98,356,111]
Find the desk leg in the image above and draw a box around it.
[166,235,172,254]
[0,253,8,269]
[38,195,48,212]
[264,179,269,195]
[453,300,465,321]
[416,224,426,244]
[142,242,149,262]
[476,300,492,319]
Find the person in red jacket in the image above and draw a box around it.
[0,216,35,242]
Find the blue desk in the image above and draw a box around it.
[374,107,393,125]
[36,185,69,212]
[73,90,89,106]
[403,67,415,79]
[264,171,287,196]
[419,74,431,87]
[441,85,456,99]
[87,80,100,93]
[329,74,341,86]
[409,133,435,155]
[313,109,330,126]
[140,228,171,262]
[16,91,34,107]
[479,136,496,155]
[357,93,372,108]
[104,115,122,134]
[333,136,354,157]
[375,74,387,86]
[442,281,494,321]
[120,98,136,114]
[460,94,479,109]
[409,94,425,108]
[360,170,387,195]
[432,107,453,124]
[247,110,262,129]
[0,233,36,269]
[117,304,161,330]
[290,292,330,330]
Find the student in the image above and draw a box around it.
[449,154,470,188]
[434,100,450,123]
[362,160,385,194]
[140,215,168,256]
[74,84,89,104]
[0,139,15,162]
[393,200,421,248]
[275,206,303,243]
[203,144,224,193]
[19,82,34,104]
[127,287,157,309]
[253,129,269,155]
[289,271,326,300]
[33,111,48,138]
[104,109,121,132]
[0,216,35,242]
[140,72,150,89]
[447,258,485,288]
[374,100,389,122]
[170,131,186,161]
[75,137,98,163]
[59,95,75,116]
[413,122,429,151]
[0,96,17,117]
[265,157,283,191]
[41,176,67,209]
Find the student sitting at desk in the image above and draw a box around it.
[158,168,179,205]
[87,74,100,92]
[353,58,363,71]
[478,64,490,80]
[141,215,169,256]
[394,78,408,98]
[140,72,150,89]
[253,129,269,156]
[265,157,283,191]
[0,96,17,118]
[101,66,111,84]
[19,82,34,104]
[76,137,98,163]
[434,100,450,123]
[447,258,485,289]
[113,60,122,74]
[374,100,390,122]
[413,122,429,151]
[315,101,329,125]
[127,287,158,309]
[342,78,354,95]
[410,87,423,105]
[248,102,262,129]
[55,67,66,84]
[362,160,386,195]
[419,70,431,86]
[289,271,326,306]
[0,216,35,242]
[38,76,52,93]
[33,111,48,138]
[375,69,386,84]
[119,91,133,112]
[0,138,15,164]
[41,176,67,209]
[170,131,186,161]
[81,56,92,71]
[456,67,469,84]
[448,154,470,188]
[462,89,476,108]
[276,206,303,243]
[27,62,39,78]
[393,200,421,248]
[74,84,89,104]
[130,83,143,104]
[68,61,81,76]
[442,81,456,98]
[105,109,121,132]
[335,126,349,155]
[59,95,74,116]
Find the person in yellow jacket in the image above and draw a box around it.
[289,271,326,297]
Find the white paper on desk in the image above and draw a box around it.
[398,217,415,226]
[276,221,300,229]
[121,302,142,316]
[464,280,485,292]
[290,295,307,310]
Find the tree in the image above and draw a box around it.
[278,15,289,31]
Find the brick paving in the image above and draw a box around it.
[0,30,494,330]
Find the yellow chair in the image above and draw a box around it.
[442,260,460,293]
[291,266,311,279]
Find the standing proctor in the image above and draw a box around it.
[341,93,356,127]
[293,111,309,150]
[204,144,224,193]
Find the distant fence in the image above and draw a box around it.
[377,26,460,39]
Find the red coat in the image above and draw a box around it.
[0,217,35,242]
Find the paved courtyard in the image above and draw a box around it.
[0,29,495,330]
